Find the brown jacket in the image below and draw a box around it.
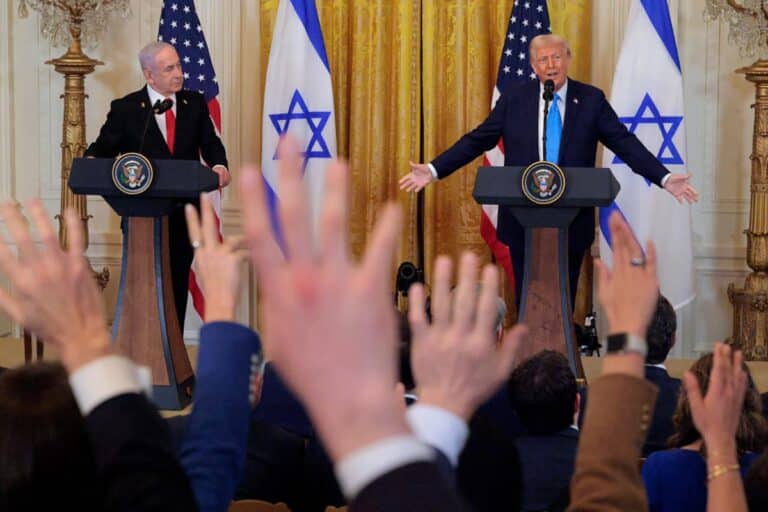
[568,374,658,512]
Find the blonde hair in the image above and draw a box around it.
[529,34,572,60]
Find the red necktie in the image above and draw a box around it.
[165,104,176,155]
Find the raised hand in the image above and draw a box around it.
[399,161,435,192]
[663,172,699,204]
[408,252,527,420]
[184,193,247,322]
[238,137,407,462]
[0,200,110,372]
[595,211,659,337]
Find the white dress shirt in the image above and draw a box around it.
[146,85,177,143]
[68,355,148,415]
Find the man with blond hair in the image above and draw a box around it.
[86,41,229,331]
[401,34,697,304]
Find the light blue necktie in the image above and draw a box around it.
[546,93,562,164]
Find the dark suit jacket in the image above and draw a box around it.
[515,428,579,511]
[430,78,669,254]
[85,86,227,168]
[351,461,468,512]
[85,393,198,512]
[643,366,681,457]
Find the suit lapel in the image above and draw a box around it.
[138,86,171,157]
[558,79,581,164]
[524,81,541,163]
[175,91,190,154]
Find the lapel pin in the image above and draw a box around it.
[182,98,188,105]
[140,101,146,108]
[573,98,579,104]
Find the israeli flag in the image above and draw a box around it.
[261,0,337,238]
[599,0,695,309]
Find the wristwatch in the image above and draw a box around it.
[606,333,647,358]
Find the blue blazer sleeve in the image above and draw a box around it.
[179,321,261,512]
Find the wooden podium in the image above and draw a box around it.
[473,164,620,379]
[69,156,218,409]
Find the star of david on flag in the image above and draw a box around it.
[261,0,337,242]
[599,0,694,310]
[613,93,684,166]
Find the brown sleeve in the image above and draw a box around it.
[568,374,658,512]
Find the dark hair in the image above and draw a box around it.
[507,350,577,435]
[0,362,101,510]
[646,295,677,364]
[745,448,768,510]
[669,353,768,454]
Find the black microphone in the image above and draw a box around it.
[138,98,174,154]
[543,79,555,101]
[542,79,555,161]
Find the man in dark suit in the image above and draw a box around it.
[85,40,229,331]
[400,34,697,302]
[643,294,681,456]
[507,350,580,511]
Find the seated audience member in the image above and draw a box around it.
[0,201,197,512]
[643,295,681,456]
[745,448,768,510]
[0,363,100,511]
[641,351,768,512]
[508,350,580,511]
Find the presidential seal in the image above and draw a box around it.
[112,152,154,195]
[521,161,566,206]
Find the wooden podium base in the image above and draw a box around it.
[518,226,585,380]
[111,217,194,409]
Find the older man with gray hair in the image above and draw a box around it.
[86,40,229,331]
[401,33,698,306]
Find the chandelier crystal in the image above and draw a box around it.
[18,0,131,49]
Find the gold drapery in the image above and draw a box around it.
[260,0,422,269]
[422,0,592,323]
[260,0,592,322]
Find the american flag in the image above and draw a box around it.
[158,0,222,321]
[481,0,551,290]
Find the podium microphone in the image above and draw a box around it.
[139,98,174,154]
[542,79,555,161]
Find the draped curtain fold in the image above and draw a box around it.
[260,0,591,323]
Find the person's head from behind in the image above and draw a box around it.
[0,362,99,510]
[529,34,572,91]
[646,294,676,365]
[139,41,183,97]
[670,352,768,453]
[507,350,578,435]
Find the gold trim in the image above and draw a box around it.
[111,152,154,196]
[521,160,567,206]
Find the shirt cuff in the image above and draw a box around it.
[212,164,228,173]
[427,163,438,179]
[660,173,670,187]
[406,404,469,466]
[68,355,145,415]
[335,435,433,500]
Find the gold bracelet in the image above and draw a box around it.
[707,464,740,481]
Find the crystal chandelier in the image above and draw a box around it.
[18,0,131,49]
[705,1,768,56]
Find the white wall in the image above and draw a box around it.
[592,0,755,357]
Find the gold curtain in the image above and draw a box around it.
[260,0,422,269]
[421,0,592,322]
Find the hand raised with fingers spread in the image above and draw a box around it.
[185,193,247,323]
[0,200,110,372]
[595,211,659,337]
[408,252,528,421]
[683,343,748,451]
[238,137,406,462]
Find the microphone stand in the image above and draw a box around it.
[542,95,551,162]
[139,99,162,155]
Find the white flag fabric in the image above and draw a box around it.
[599,0,695,309]
[261,0,337,239]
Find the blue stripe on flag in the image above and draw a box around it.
[639,0,681,72]
[289,0,330,72]
[263,177,287,255]
[599,203,620,248]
